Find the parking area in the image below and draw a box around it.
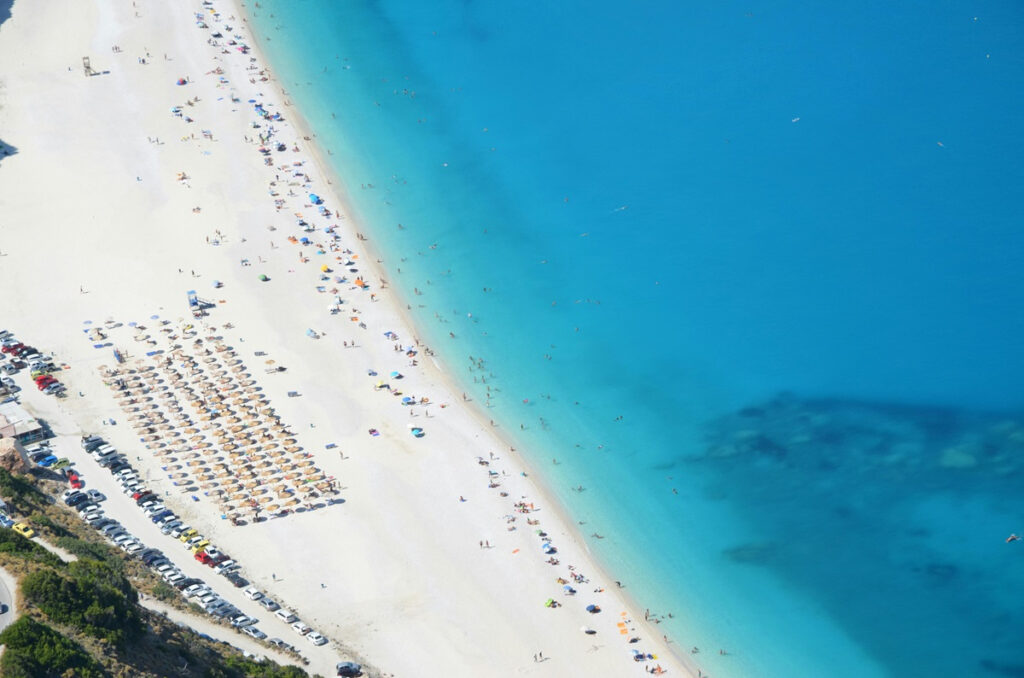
[2,328,354,677]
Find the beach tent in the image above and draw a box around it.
[258,274,269,282]
[309,193,323,204]
[177,78,187,85]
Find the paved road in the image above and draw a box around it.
[0,564,18,637]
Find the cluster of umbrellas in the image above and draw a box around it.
[99,323,335,523]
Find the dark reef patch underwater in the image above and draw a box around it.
[697,394,1024,676]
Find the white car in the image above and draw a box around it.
[232,614,258,628]
[291,621,310,635]
[242,585,263,601]
[125,542,145,555]
[214,559,237,574]
[86,489,106,502]
[243,626,267,640]
[274,608,297,624]
[306,631,327,646]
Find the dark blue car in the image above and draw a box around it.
[151,510,174,524]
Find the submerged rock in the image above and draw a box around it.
[723,542,778,565]
[940,446,978,469]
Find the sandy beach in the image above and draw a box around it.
[0,1,693,676]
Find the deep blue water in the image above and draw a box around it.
[244,1,1024,675]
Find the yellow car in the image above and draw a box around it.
[190,540,210,554]
[12,523,35,538]
[178,528,198,543]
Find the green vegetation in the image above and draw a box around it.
[215,656,312,677]
[55,534,124,566]
[0,468,43,509]
[0,526,61,566]
[21,559,141,645]
[0,616,103,677]
[27,511,72,537]
[150,579,179,602]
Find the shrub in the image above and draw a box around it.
[0,616,103,677]
[55,535,122,567]
[0,527,61,566]
[28,512,72,537]
[21,561,142,645]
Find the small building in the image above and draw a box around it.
[0,401,45,445]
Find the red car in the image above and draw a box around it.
[68,472,84,489]
[1,343,23,354]
[194,551,213,565]
[36,377,57,390]
[33,374,53,384]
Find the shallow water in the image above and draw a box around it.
[246,0,1024,675]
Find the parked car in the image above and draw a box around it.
[336,662,363,677]
[225,573,248,588]
[169,524,191,538]
[291,621,310,636]
[98,455,122,468]
[213,559,237,574]
[258,597,280,612]
[243,586,263,601]
[243,626,267,640]
[81,435,103,449]
[306,631,327,646]
[161,520,183,535]
[195,551,213,565]
[275,609,297,624]
[12,523,34,538]
[0,514,15,528]
[68,472,84,489]
[87,489,106,502]
[67,494,89,507]
[231,614,257,628]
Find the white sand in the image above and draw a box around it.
[0,1,693,676]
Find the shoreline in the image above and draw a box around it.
[232,2,701,672]
[0,0,694,675]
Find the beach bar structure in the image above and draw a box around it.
[0,401,46,445]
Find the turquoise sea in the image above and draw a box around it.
[244,1,1024,676]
